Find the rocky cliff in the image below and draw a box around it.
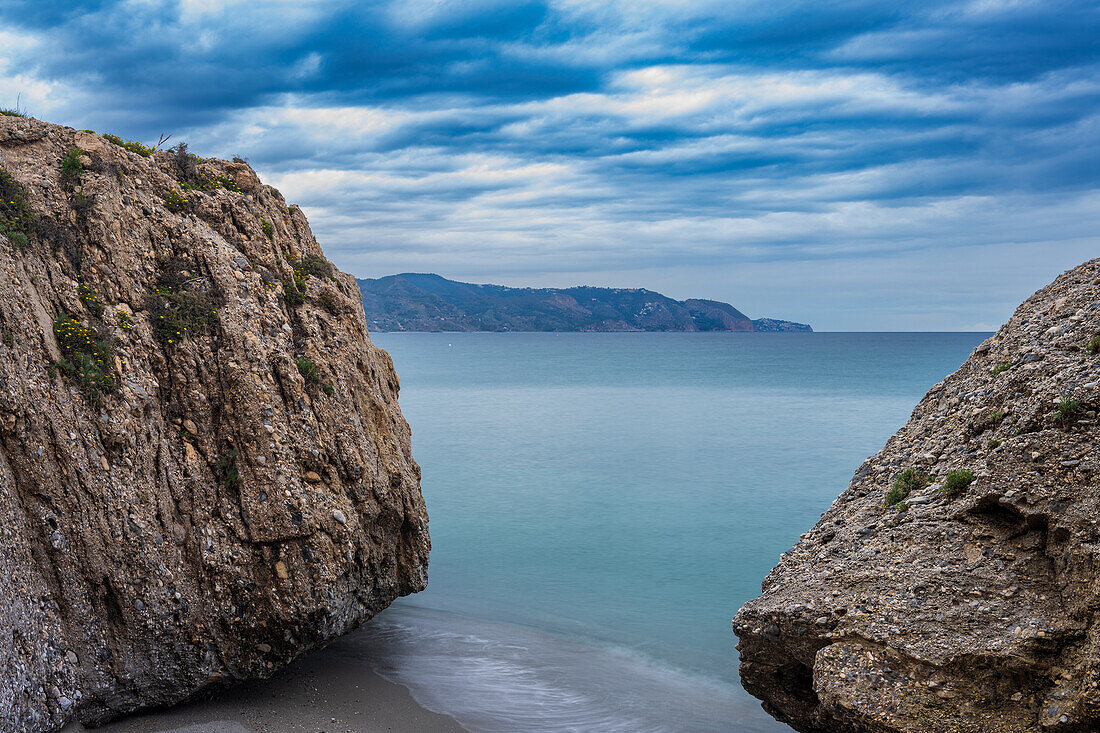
[734,259,1100,732]
[0,116,429,731]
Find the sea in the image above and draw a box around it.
[351,332,988,732]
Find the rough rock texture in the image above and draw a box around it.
[734,259,1100,732]
[0,116,429,731]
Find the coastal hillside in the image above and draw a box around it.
[734,259,1100,732]
[0,115,428,730]
[357,272,812,332]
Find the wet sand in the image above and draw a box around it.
[67,634,465,733]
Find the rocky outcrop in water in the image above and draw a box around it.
[751,318,813,333]
[0,116,429,731]
[734,259,1100,732]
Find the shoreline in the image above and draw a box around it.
[67,633,465,733]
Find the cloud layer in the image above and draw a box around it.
[1,0,1097,328]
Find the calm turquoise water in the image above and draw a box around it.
[354,332,987,732]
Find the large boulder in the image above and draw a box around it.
[0,116,429,730]
[734,259,1100,732]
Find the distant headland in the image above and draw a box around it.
[357,273,812,333]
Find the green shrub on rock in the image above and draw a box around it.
[102,133,154,157]
[217,448,242,489]
[295,357,335,396]
[52,315,116,394]
[201,174,241,193]
[61,146,85,182]
[283,280,305,308]
[0,165,34,244]
[940,469,975,497]
[302,254,333,279]
[318,291,339,315]
[148,261,220,344]
[886,468,930,507]
[980,410,1007,432]
[78,281,105,317]
[296,356,320,384]
[1055,398,1081,426]
[165,190,189,213]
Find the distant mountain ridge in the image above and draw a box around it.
[357,273,812,332]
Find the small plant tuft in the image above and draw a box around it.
[1054,398,1081,426]
[117,311,133,331]
[288,257,309,285]
[886,468,930,507]
[318,291,339,315]
[148,260,221,344]
[217,447,242,489]
[0,165,34,245]
[987,438,1001,449]
[165,190,189,213]
[78,281,105,317]
[940,469,975,497]
[261,219,273,238]
[1087,335,1100,355]
[302,253,333,279]
[296,356,320,384]
[283,280,305,308]
[981,410,1007,432]
[102,133,154,157]
[124,140,154,156]
[0,97,28,117]
[199,173,241,193]
[991,362,1011,375]
[169,142,201,183]
[61,146,85,182]
[322,383,335,397]
[52,314,116,394]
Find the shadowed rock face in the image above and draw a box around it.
[734,259,1100,733]
[0,116,429,730]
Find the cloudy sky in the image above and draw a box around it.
[1,0,1097,329]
